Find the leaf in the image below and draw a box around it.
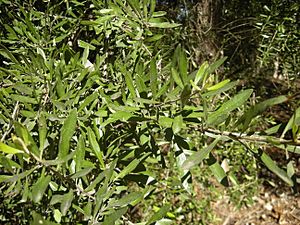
[108,192,143,208]
[10,94,38,104]
[258,149,293,186]
[61,191,74,216]
[206,57,227,75]
[150,58,158,96]
[178,48,188,84]
[58,109,77,159]
[207,79,230,91]
[208,89,253,126]
[0,142,23,154]
[147,204,171,225]
[281,106,300,138]
[38,113,47,154]
[87,127,105,168]
[182,138,219,170]
[207,153,229,186]
[31,212,59,225]
[237,95,288,132]
[103,207,128,225]
[158,116,173,128]
[115,153,151,179]
[202,81,238,97]
[78,40,96,50]
[171,67,184,89]
[172,115,184,134]
[32,175,51,203]
[148,22,180,28]
[70,167,93,179]
[194,62,209,85]
[78,92,98,112]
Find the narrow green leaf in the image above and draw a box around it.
[259,149,293,186]
[78,92,98,112]
[237,95,288,132]
[124,71,136,98]
[158,116,173,128]
[58,109,77,159]
[150,58,158,96]
[182,138,219,170]
[148,22,180,28]
[87,127,105,168]
[147,204,171,225]
[103,207,128,225]
[38,113,47,154]
[281,106,300,138]
[61,191,74,216]
[75,135,85,172]
[116,153,151,180]
[178,48,188,84]
[208,89,253,125]
[70,167,93,179]
[171,67,184,89]
[206,57,227,75]
[207,153,229,186]
[172,115,184,134]
[78,40,96,50]
[109,192,143,208]
[195,62,209,85]
[207,79,230,91]
[32,175,51,203]
[10,94,38,104]
[0,142,23,154]
[202,81,238,97]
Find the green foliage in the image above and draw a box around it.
[0,0,299,224]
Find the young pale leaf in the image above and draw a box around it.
[0,142,23,154]
[87,127,105,168]
[148,22,180,28]
[158,116,173,128]
[103,207,128,225]
[58,109,77,159]
[208,89,253,126]
[202,81,238,97]
[32,175,51,203]
[259,149,293,186]
[182,138,219,170]
[147,204,171,225]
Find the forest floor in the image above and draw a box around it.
[213,184,300,225]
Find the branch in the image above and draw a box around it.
[204,128,300,147]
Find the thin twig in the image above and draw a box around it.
[205,128,300,146]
